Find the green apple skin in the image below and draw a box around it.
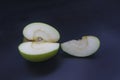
[18,48,59,62]
[23,38,34,42]
[23,38,29,42]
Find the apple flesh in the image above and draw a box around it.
[61,36,100,57]
[18,22,60,62]
[18,42,59,62]
[23,22,60,42]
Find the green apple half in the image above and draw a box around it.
[18,22,60,62]
[61,36,100,57]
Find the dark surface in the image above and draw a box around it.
[0,0,120,80]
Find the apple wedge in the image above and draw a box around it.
[18,22,60,62]
[18,42,59,62]
[61,36,100,57]
[23,22,60,42]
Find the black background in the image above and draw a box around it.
[0,0,120,80]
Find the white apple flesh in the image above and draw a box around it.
[61,36,100,57]
[18,22,60,62]
[18,42,59,62]
[23,22,60,42]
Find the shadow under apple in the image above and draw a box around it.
[59,51,99,59]
[26,55,61,76]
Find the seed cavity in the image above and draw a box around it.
[33,29,53,42]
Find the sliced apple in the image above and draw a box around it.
[23,22,60,42]
[18,42,59,62]
[18,22,60,62]
[61,36,100,57]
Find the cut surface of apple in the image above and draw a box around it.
[23,22,60,42]
[18,22,60,62]
[61,36,100,57]
[18,42,59,62]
